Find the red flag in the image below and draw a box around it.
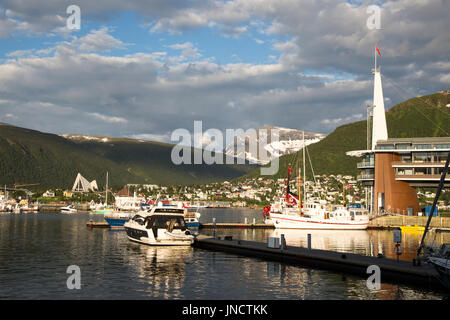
[376,45,381,56]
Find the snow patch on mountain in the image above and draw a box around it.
[224,126,326,165]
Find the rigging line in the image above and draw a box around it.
[305,144,317,184]
[381,74,449,135]
[384,77,450,135]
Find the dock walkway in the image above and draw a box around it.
[193,236,446,291]
[200,223,274,229]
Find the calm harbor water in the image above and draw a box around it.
[0,209,448,300]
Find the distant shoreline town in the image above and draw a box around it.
[1,173,448,214]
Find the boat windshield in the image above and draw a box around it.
[146,215,187,231]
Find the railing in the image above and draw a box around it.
[395,174,450,180]
[357,174,374,180]
[369,215,450,228]
[391,161,447,167]
[357,161,374,168]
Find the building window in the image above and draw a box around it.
[435,152,449,163]
[414,167,432,175]
[377,144,394,150]
[401,154,412,163]
[434,144,450,149]
[415,144,431,149]
[413,152,432,163]
[435,167,450,175]
[396,168,413,175]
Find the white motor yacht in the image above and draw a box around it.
[124,205,194,246]
[61,205,77,214]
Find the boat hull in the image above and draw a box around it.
[124,226,194,246]
[428,257,450,290]
[126,235,194,246]
[267,214,369,230]
[92,209,114,214]
[104,217,129,229]
[186,221,200,229]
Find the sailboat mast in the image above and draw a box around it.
[303,131,306,203]
[105,171,109,206]
[298,166,302,216]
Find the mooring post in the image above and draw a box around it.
[244,217,248,225]
[307,233,312,250]
[253,218,256,225]
[213,217,216,238]
[280,234,285,250]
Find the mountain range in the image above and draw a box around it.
[0,124,257,189]
[0,91,448,190]
[243,91,450,181]
[223,126,326,165]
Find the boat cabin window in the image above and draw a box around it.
[146,215,187,231]
[132,215,146,226]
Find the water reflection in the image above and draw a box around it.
[271,229,371,255]
[0,212,447,300]
[123,244,193,299]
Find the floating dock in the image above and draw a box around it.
[86,221,110,228]
[200,223,274,229]
[193,236,446,291]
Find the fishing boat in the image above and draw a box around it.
[104,211,134,229]
[91,171,114,214]
[124,205,194,246]
[265,198,369,230]
[91,205,114,214]
[184,210,201,230]
[61,205,77,214]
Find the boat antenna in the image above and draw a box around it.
[416,151,450,259]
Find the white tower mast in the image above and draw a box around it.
[371,45,388,150]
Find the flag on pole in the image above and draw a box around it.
[376,45,381,56]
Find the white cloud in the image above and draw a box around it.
[87,112,128,124]
[0,0,448,140]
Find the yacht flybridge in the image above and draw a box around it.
[124,205,195,246]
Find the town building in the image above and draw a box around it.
[348,56,450,215]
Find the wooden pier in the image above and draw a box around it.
[193,235,446,291]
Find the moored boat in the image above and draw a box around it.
[264,164,369,230]
[104,211,135,229]
[61,205,77,214]
[124,205,194,246]
[184,211,201,230]
[427,244,450,290]
[20,204,39,213]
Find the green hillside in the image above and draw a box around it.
[72,137,256,186]
[246,91,450,180]
[0,124,257,189]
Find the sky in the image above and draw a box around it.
[0,0,449,145]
